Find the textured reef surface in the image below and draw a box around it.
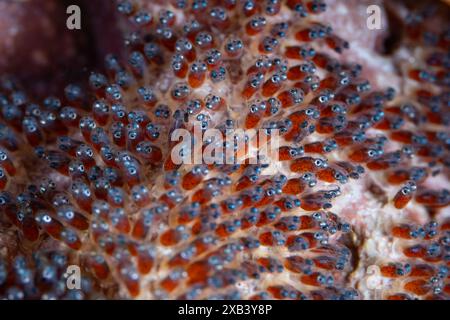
[0,0,448,300]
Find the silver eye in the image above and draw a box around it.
[65,211,74,220]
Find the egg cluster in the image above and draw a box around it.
[0,0,448,299]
